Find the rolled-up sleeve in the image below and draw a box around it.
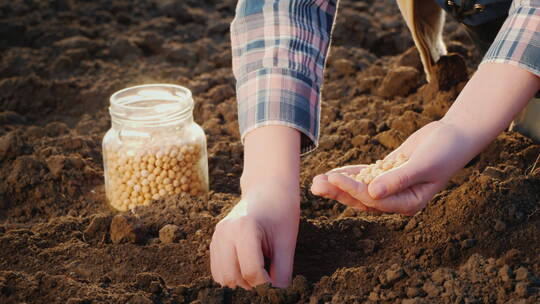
[231,0,338,154]
[482,0,540,77]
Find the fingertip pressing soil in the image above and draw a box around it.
[1,0,539,303]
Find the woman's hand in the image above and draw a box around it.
[312,121,468,215]
[210,125,301,289]
[210,187,300,289]
[313,63,540,215]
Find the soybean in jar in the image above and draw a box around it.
[102,84,209,212]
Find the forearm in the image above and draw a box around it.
[442,62,540,156]
[241,126,301,197]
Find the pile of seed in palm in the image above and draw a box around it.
[345,153,409,184]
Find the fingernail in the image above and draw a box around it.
[370,183,386,198]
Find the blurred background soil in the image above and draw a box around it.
[0,0,539,303]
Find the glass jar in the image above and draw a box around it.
[102,84,208,212]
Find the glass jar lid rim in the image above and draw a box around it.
[110,83,193,111]
[109,84,194,125]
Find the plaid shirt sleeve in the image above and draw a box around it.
[231,0,338,154]
[482,0,540,77]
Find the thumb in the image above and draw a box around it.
[269,239,295,288]
[368,162,422,199]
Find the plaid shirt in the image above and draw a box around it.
[232,0,540,154]
[483,0,540,76]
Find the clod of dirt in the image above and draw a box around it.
[110,214,146,244]
[374,129,403,149]
[351,134,369,147]
[25,126,46,139]
[515,267,530,281]
[159,224,184,244]
[66,155,85,169]
[358,76,383,93]
[389,111,431,137]
[515,281,530,297]
[431,268,454,284]
[6,155,45,187]
[432,54,468,91]
[165,43,197,65]
[46,155,65,178]
[334,59,356,76]
[405,287,422,298]
[379,264,405,286]
[500,249,525,267]
[197,287,226,303]
[108,37,142,59]
[134,272,166,294]
[291,275,310,295]
[0,130,24,160]
[137,32,164,55]
[84,213,113,240]
[395,47,422,70]
[422,281,442,297]
[377,66,421,97]
[344,118,378,137]
[499,265,513,282]
[157,1,191,21]
[44,122,69,137]
[460,238,477,249]
[494,219,507,232]
[125,295,153,304]
[205,84,235,104]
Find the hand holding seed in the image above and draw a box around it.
[312,121,469,215]
[311,153,422,214]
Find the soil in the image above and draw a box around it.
[1,0,539,303]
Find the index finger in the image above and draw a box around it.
[236,230,271,287]
[327,172,435,215]
[215,242,251,289]
[311,174,375,211]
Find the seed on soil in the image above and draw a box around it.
[104,142,207,212]
[345,153,409,184]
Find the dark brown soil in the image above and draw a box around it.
[1,0,539,303]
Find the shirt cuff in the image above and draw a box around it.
[481,0,540,77]
[237,68,321,154]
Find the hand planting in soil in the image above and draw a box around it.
[104,143,206,211]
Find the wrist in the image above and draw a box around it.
[240,175,300,203]
[240,169,299,191]
[225,177,300,223]
[439,115,492,155]
[423,119,484,174]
